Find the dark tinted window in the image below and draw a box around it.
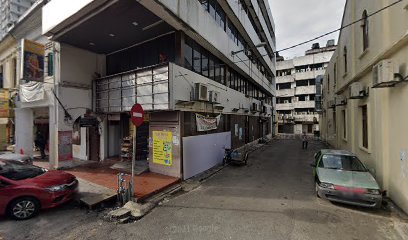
[0,160,46,180]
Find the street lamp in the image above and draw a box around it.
[231,42,267,56]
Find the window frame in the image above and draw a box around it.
[362,10,369,51]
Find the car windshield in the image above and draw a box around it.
[0,160,46,180]
[319,154,367,172]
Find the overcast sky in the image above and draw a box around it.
[269,0,346,59]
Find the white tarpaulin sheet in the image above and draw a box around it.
[183,132,231,180]
[20,82,45,102]
[195,113,221,132]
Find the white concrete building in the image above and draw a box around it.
[0,0,36,39]
[276,41,335,135]
[14,0,276,179]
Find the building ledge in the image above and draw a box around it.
[358,48,369,60]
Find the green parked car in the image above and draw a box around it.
[311,149,382,208]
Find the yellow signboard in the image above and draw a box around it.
[152,131,172,166]
[0,89,9,118]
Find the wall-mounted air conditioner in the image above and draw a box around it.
[194,83,209,101]
[372,59,396,88]
[335,95,347,106]
[349,82,368,99]
[328,100,335,108]
[209,91,220,103]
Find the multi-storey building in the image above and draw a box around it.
[0,0,36,39]
[321,0,408,213]
[14,0,276,180]
[276,41,335,135]
[0,0,36,149]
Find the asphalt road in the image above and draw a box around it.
[1,139,406,240]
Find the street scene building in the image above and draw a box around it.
[0,0,36,39]
[276,41,335,135]
[2,1,408,239]
[0,0,37,150]
[12,0,276,180]
[321,0,408,214]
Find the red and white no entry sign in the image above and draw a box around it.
[130,103,144,127]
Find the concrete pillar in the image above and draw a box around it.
[15,108,34,156]
[48,105,58,169]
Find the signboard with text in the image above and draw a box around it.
[152,131,173,166]
[0,89,9,118]
[21,39,45,82]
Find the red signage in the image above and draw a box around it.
[130,104,144,127]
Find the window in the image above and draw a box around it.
[209,0,216,18]
[343,46,348,73]
[193,47,201,73]
[199,0,208,11]
[319,154,367,172]
[361,105,368,148]
[362,10,369,51]
[0,65,3,88]
[209,58,215,80]
[201,51,209,77]
[214,59,221,83]
[333,63,337,89]
[342,110,346,139]
[47,54,54,77]
[184,41,193,70]
[215,3,226,30]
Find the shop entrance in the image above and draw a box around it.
[88,126,100,161]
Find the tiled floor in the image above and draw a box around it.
[34,160,179,200]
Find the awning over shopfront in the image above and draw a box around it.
[44,0,174,55]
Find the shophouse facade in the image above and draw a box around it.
[14,0,276,180]
[321,0,408,213]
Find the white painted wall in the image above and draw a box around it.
[170,63,273,116]
[14,108,34,156]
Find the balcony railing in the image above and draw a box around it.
[276,75,295,84]
[95,63,169,113]
[293,101,315,109]
[276,102,293,110]
[295,86,316,95]
[277,88,295,97]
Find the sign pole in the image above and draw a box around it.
[129,103,144,202]
[131,125,136,198]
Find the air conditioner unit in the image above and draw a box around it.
[372,59,396,88]
[328,100,335,108]
[335,95,347,106]
[251,103,258,112]
[349,82,368,99]
[194,83,209,101]
[209,91,220,103]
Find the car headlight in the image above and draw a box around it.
[367,189,380,195]
[319,182,335,189]
[45,185,66,192]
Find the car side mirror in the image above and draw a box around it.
[369,168,376,175]
[310,163,316,167]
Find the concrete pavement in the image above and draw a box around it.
[1,139,407,240]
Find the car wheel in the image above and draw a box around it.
[315,182,321,198]
[7,197,40,220]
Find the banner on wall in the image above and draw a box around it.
[21,39,45,82]
[58,131,73,161]
[152,131,172,166]
[195,114,221,132]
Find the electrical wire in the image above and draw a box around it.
[231,0,403,65]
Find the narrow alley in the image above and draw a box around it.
[1,139,406,240]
